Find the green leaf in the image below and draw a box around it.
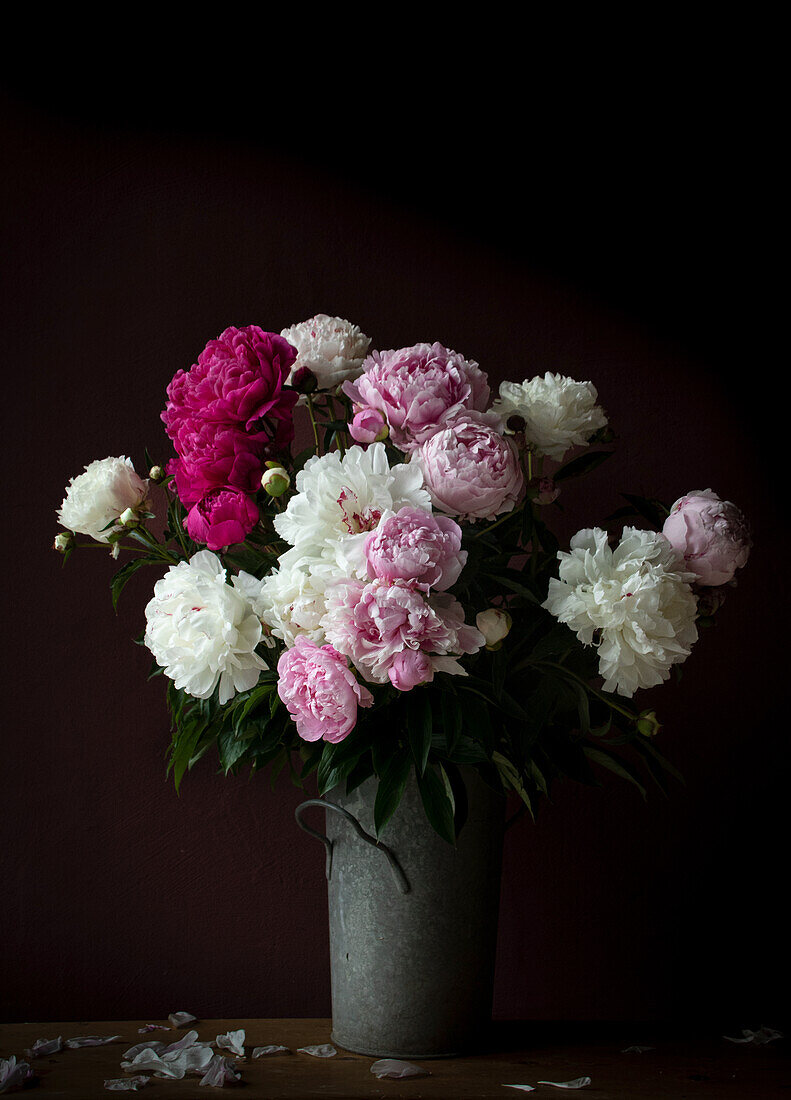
[110,557,152,611]
[373,749,412,838]
[492,751,534,816]
[554,449,614,482]
[408,692,433,775]
[440,690,463,756]
[416,765,457,845]
[583,745,647,799]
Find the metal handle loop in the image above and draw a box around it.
[294,798,410,895]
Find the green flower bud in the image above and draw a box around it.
[636,710,661,737]
[261,466,290,497]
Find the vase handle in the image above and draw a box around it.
[294,798,410,895]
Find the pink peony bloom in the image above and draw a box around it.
[163,325,298,433]
[662,489,751,586]
[343,342,490,452]
[277,635,374,743]
[321,579,483,685]
[364,506,466,591]
[414,413,524,521]
[388,649,435,691]
[184,488,260,551]
[349,407,388,444]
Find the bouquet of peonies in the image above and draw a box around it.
[55,316,751,841]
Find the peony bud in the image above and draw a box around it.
[533,477,560,506]
[289,365,318,394]
[53,531,73,552]
[117,507,139,527]
[662,489,751,586]
[261,465,291,497]
[148,465,165,483]
[476,608,512,649]
[349,407,389,444]
[636,710,661,737]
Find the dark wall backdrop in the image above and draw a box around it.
[2,56,786,1034]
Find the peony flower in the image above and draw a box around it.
[166,421,267,505]
[388,649,435,691]
[662,489,751,586]
[490,373,608,462]
[321,579,484,685]
[184,488,259,552]
[248,548,336,649]
[542,527,699,698]
[57,456,149,548]
[364,507,466,591]
[343,342,490,452]
[280,314,371,390]
[413,413,524,521]
[144,550,268,703]
[277,635,374,743]
[273,442,431,559]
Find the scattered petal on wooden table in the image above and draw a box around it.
[138,1024,171,1034]
[370,1059,430,1079]
[199,1054,242,1087]
[104,1076,150,1091]
[65,1035,122,1048]
[252,1045,292,1057]
[216,1029,246,1056]
[122,1041,167,1060]
[723,1026,784,1045]
[25,1036,63,1057]
[0,1056,33,1094]
[537,1078,592,1089]
[168,1011,197,1027]
[297,1044,337,1057]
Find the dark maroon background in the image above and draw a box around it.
[1,64,786,1035]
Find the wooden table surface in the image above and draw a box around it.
[1,1018,788,1098]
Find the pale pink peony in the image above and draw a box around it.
[343,342,490,452]
[277,635,373,743]
[321,579,483,685]
[388,649,435,691]
[364,507,466,591]
[662,489,751,586]
[413,413,524,521]
[184,488,259,551]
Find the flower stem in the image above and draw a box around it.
[306,394,322,455]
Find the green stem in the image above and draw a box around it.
[474,506,523,540]
[306,394,322,455]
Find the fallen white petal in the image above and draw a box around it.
[216,1030,245,1057]
[65,1035,122,1048]
[163,1030,201,1054]
[723,1026,784,1045]
[0,1056,33,1094]
[25,1036,62,1057]
[370,1059,430,1079]
[252,1045,291,1057]
[123,1041,167,1060]
[121,1050,179,1079]
[503,1088,536,1094]
[168,1012,197,1027]
[537,1078,592,1089]
[199,1054,241,1087]
[104,1077,150,1091]
[621,1046,655,1053]
[297,1044,336,1057]
[138,1024,170,1034]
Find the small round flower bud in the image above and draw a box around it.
[636,710,661,737]
[533,477,560,506]
[290,365,318,394]
[117,507,140,528]
[261,466,290,497]
[148,465,165,483]
[476,608,512,650]
[505,414,526,434]
[53,531,72,552]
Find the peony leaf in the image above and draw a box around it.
[416,765,456,845]
[407,693,433,776]
[554,449,614,482]
[373,749,412,838]
[110,557,152,612]
[583,745,647,799]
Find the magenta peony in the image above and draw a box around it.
[166,422,267,505]
[343,342,490,452]
[364,507,466,591]
[184,488,260,551]
[662,489,751,586]
[277,635,373,743]
[414,413,524,521]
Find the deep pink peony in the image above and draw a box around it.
[184,488,260,551]
[166,421,267,505]
[662,489,751,586]
[277,635,374,743]
[321,579,483,685]
[163,325,298,433]
[414,413,524,521]
[343,342,490,452]
[364,506,466,591]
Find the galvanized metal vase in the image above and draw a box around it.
[295,767,506,1058]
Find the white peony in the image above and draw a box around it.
[144,550,268,703]
[281,313,372,390]
[239,546,338,649]
[273,442,431,559]
[542,527,699,698]
[57,456,149,551]
[490,373,608,462]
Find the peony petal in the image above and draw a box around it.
[296,1044,336,1058]
[370,1059,430,1079]
[103,1077,150,1091]
[64,1035,122,1048]
[537,1078,592,1089]
[252,1045,291,1057]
